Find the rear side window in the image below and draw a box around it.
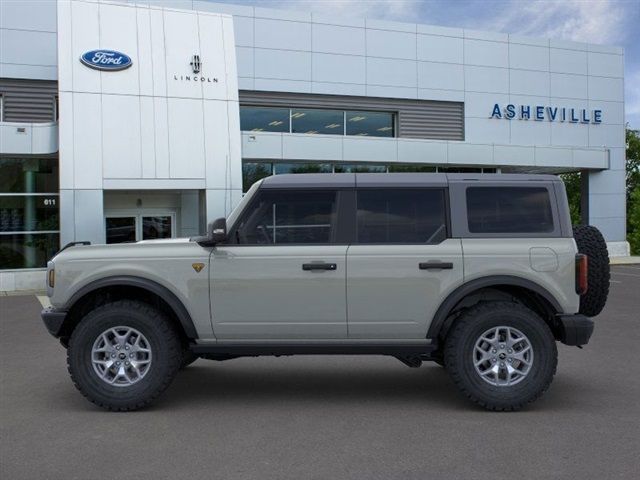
[234,190,337,244]
[356,189,447,244]
[466,187,554,233]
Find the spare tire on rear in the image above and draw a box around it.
[572,225,610,317]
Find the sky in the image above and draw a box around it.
[214,0,640,129]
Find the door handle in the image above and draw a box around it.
[419,261,453,270]
[302,262,337,271]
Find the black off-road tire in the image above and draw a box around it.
[573,224,610,317]
[67,300,182,411]
[444,301,557,411]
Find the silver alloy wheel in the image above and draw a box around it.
[473,326,533,387]
[91,326,152,387]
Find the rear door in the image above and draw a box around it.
[346,187,463,339]
[210,188,349,339]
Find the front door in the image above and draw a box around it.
[210,188,348,339]
[105,213,175,243]
[346,187,464,339]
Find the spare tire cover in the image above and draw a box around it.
[572,225,610,317]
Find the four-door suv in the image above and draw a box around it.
[41,173,609,411]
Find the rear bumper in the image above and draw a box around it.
[41,307,67,338]
[557,314,594,346]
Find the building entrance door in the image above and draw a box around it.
[105,213,176,244]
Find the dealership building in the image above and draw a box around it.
[0,0,628,290]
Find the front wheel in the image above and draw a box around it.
[67,300,182,411]
[444,301,557,411]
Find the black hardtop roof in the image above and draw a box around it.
[259,172,559,188]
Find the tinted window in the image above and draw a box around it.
[291,109,343,135]
[235,190,337,244]
[242,162,272,192]
[274,163,332,174]
[466,187,554,233]
[346,111,394,137]
[357,189,447,244]
[240,107,289,132]
[335,164,387,173]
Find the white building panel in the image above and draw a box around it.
[397,140,447,164]
[366,57,417,88]
[464,39,508,68]
[312,53,366,85]
[509,44,549,71]
[550,122,589,147]
[99,3,139,96]
[164,10,202,99]
[70,1,101,94]
[510,69,550,97]
[167,97,206,179]
[72,92,102,189]
[254,18,311,52]
[102,94,142,179]
[588,76,624,102]
[550,73,588,99]
[465,66,509,93]
[465,118,510,144]
[550,48,587,75]
[366,29,416,60]
[493,145,535,166]
[417,34,463,64]
[587,52,624,77]
[417,62,464,91]
[254,49,311,81]
[282,134,342,161]
[510,119,551,146]
[312,24,365,56]
[136,8,154,97]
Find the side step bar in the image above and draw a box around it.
[190,342,438,358]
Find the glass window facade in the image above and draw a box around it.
[334,164,387,173]
[273,163,332,175]
[0,157,59,269]
[239,106,395,138]
[239,107,289,133]
[291,109,343,135]
[346,111,394,137]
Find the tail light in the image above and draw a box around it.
[575,254,588,295]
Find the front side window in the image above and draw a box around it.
[466,187,554,233]
[356,189,447,244]
[234,190,337,245]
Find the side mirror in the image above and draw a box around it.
[208,217,227,244]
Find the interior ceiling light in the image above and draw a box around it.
[377,126,392,131]
[349,116,366,122]
[268,120,283,126]
[251,128,264,132]
[306,130,318,134]
[356,132,369,136]
[324,123,341,129]
[291,112,306,118]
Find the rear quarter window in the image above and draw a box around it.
[466,187,554,234]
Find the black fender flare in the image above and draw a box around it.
[426,275,563,340]
[65,275,198,339]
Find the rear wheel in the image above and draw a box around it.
[444,301,557,411]
[67,300,182,411]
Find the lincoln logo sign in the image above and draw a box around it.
[491,104,602,124]
[80,50,132,71]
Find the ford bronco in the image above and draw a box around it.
[41,173,609,411]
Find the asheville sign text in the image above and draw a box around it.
[490,104,602,124]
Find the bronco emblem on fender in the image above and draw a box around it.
[192,263,205,273]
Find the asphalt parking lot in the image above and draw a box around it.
[1,265,640,480]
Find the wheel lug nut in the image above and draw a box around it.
[125,346,129,350]
[492,349,497,354]
[129,353,134,358]
[116,361,120,366]
[508,349,512,353]
[492,358,497,362]
[125,361,130,366]
[500,362,505,367]
[500,344,505,349]
[111,353,116,358]
[508,358,512,363]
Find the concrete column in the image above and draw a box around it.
[60,189,104,246]
[584,147,629,255]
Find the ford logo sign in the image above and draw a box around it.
[80,50,132,71]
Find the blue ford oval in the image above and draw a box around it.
[80,50,132,71]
